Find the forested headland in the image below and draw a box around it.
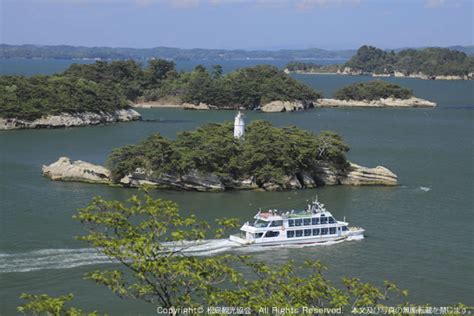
[63,60,321,108]
[344,45,474,77]
[285,45,474,79]
[0,75,129,120]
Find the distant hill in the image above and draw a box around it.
[447,45,474,56]
[1,43,472,63]
[0,44,355,60]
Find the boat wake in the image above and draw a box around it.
[347,234,365,241]
[0,240,240,273]
[0,237,362,273]
[0,248,111,273]
[419,186,431,192]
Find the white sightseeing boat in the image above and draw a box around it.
[229,198,364,246]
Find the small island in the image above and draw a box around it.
[284,62,340,74]
[0,75,141,130]
[66,60,321,111]
[316,81,436,107]
[42,120,398,191]
[285,45,474,80]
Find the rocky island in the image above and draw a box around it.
[283,62,341,75]
[316,81,436,108]
[285,45,474,80]
[42,120,398,191]
[0,75,141,130]
[63,60,321,113]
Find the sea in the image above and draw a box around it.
[0,58,473,314]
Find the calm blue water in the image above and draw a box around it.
[0,60,473,314]
[0,57,347,76]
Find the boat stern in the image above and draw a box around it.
[229,234,254,245]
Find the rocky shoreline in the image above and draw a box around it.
[42,157,398,192]
[0,109,142,130]
[340,67,473,80]
[135,97,434,112]
[134,101,219,110]
[286,67,473,80]
[316,97,436,108]
[134,99,315,113]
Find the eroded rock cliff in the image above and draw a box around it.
[260,100,314,113]
[316,97,436,108]
[42,157,398,191]
[0,109,141,130]
[42,157,111,184]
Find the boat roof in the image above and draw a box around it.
[254,199,332,221]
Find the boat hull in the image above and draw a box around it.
[255,236,347,246]
[229,229,364,246]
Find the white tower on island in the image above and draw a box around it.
[233,111,245,139]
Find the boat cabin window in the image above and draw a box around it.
[287,231,295,238]
[296,230,303,237]
[255,233,264,238]
[264,231,279,238]
[342,226,348,231]
[294,219,302,226]
[253,219,269,228]
[303,218,311,226]
[329,227,336,234]
[270,220,284,227]
[304,229,312,236]
[313,228,320,235]
[321,228,328,235]
[329,217,335,224]
[288,219,295,227]
[320,216,328,224]
[312,218,319,225]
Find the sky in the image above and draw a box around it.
[1,0,473,50]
